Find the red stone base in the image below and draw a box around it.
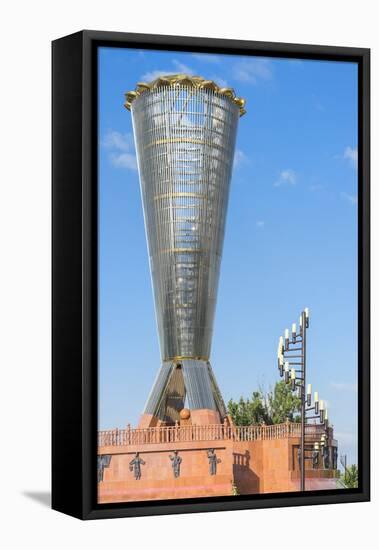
[98,436,339,503]
[137,413,160,429]
[190,408,221,425]
[99,440,234,503]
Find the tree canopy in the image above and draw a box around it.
[227,381,301,426]
[341,464,358,488]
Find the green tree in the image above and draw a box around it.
[343,464,358,488]
[267,381,301,424]
[227,391,269,426]
[227,381,301,426]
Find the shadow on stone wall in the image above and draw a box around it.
[232,451,260,494]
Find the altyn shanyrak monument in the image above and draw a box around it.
[127,74,245,428]
[97,75,338,503]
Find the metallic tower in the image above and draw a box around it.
[125,74,245,425]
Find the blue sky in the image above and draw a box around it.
[98,47,358,465]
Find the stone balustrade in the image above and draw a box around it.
[98,422,329,447]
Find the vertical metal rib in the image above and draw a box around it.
[181,359,216,411]
[143,362,173,415]
[207,362,227,417]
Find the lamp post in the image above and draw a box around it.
[276,308,329,491]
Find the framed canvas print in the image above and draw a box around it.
[52,30,370,520]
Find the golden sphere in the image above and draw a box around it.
[180,408,191,420]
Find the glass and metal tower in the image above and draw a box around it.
[125,74,245,425]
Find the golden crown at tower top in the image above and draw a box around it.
[124,74,246,116]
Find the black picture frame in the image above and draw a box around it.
[52,30,370,520]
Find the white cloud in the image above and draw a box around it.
[102,131,133,152]
[233,149,248,169]
[109,152,138,171]
[172,60,194,74]
[340,192,358,205]
[209,75,228,87]
[330,382,358,392]
[256,221,265,228]
[140,69,171,81]
[141,60,194,82]
[274,169,297,187]
[102,130,137,172]
[343,146,358,169]
[232,58,272,84]
[191,53,221,64]
[142,57,226,87]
